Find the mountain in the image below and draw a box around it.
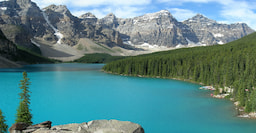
[99,10,198,47]
[0,0,254,61]
[99,10,254,47]
[183,14,255,45]
[41,4,125,47]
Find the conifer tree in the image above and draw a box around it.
[0,109,8,133]
[15,71,32,125]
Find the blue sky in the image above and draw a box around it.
[29,0,256,30]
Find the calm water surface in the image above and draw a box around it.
[0,63,256,133]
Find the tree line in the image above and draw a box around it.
[103,32,256,113]
[0,71,32,133]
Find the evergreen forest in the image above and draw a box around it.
[103,32,256,113]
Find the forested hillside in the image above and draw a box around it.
[103,32,256,112]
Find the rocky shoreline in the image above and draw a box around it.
[9,120,144,133]
[199,86,256,119]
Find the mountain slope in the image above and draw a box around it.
[0,55,21,68]
[0,28,54,67]
[103,32,256,112]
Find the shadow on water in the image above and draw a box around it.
[0,63,105,72]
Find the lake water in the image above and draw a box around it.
[0,63,256,133]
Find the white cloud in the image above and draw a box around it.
[220,1,256,29]
[32,0,69,8]
[71,6,145,19]
[70,0,151,7]
[169,8,196,21]
[30,0,149,19]
[31,0,151,8]
[158,0,233,5]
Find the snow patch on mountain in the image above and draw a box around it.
[42,11,64,44]
[217,41,224,45]
[31,39,40,47]
[213,33,224,38]
[0,7,7,10]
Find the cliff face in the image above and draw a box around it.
[0,0,125,54]
[183,14,255,45]
[99,10,198,47]
[0,0,50,53]
[0,29,17,59]
[41,4,124,47]
[98,10,254,47]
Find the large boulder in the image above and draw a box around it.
[33,120,144,133]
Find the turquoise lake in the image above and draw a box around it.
[0,63,256,133]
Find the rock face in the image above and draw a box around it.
[0,29,17,59]
[9,120,144,133]
[41,4,124,47]
[99,10,198,47]
[98,10,254,47]
[183,14,255,45]
[0,0,51,52]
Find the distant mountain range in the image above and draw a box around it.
[0,0,254,62]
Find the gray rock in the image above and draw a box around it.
[33,120,144,133]
[99,10,254,47]
[0,0,52,53]
[99,10,198,47]
[183,14,255,45]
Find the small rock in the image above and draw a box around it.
[29,121,52,129]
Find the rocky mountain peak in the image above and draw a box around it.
[183,14,255,45]
[98,13,118,28]
[105,13,116,18]
[136,9,174,21]
[43,5,71,15]
[0,0,34,13]
[102,13,117,22]
[80,12,96,19]
[16,0,32,7]
[157,10,172,16]
[187,14,216,24]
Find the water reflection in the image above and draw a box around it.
[0,63,104,72]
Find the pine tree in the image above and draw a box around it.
[0,109,8,133]
[15,71,32,125]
